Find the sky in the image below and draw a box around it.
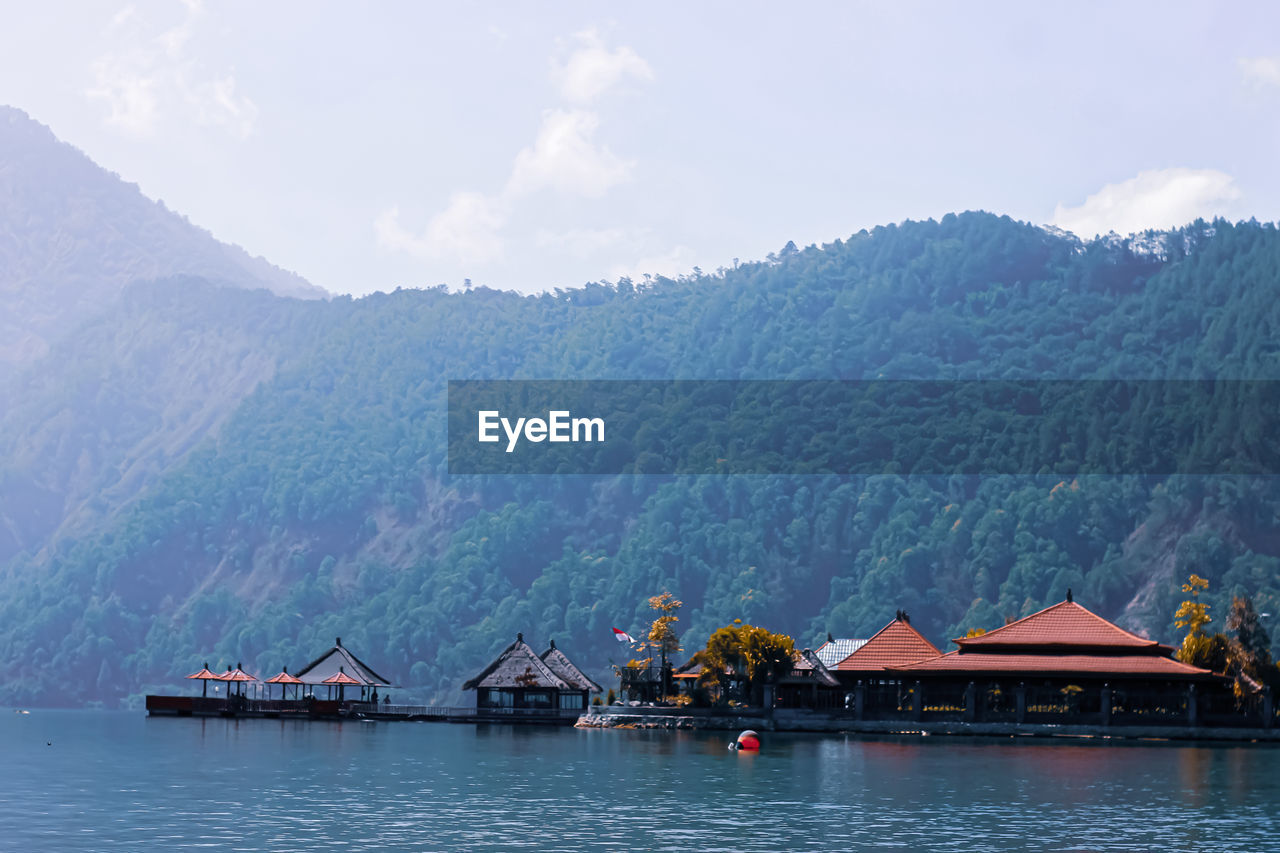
[2,1,1279,297]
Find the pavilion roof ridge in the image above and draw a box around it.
[834,615,942,671]
[294,637,396,687]
[952,600,1163,651]
[463,634,571,691]
[539,642,602,692]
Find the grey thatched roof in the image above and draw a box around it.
[295,637,395,687]
[540,639,602,692]
[463,634,570,691]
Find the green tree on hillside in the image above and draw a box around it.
[10,215,1280,706]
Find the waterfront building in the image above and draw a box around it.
[295,637,396,701]
[776,647,842,709]
[796,613,942,715]
[667,659,706,693]
[539,639,603,711]
[463,633,598,716]
[833,613,942,674]
[811,634,867,668]
[887,596,1235,726]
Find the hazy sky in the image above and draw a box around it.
[3,1,1279,296]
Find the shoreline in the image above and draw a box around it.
[577,707,1280,743]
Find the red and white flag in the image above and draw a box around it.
[612,627,636,644]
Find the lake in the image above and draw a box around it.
[3,710,1277,851]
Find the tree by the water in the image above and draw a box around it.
[694,621,795,705]
[646,592,682,696]
[1175,575,1230,673]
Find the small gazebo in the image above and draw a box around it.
[216,663,256,697]
[185,663,219,698]
[321,668,362,702]
[294,637,396,702]
[264,667,304,700]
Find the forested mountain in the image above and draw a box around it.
[2,114,1280,707]
[0,282,330,565]
[0,107,323,379]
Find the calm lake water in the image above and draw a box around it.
[2,710,1277,852]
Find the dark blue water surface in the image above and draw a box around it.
[2,710,1277,852]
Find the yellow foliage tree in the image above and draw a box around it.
[694,621,795,705]
[1175,574,1229,671]
[646,592,682,679]
[1175,574,1211,637]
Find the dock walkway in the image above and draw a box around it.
[144,695,582,724]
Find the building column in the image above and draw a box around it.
[1100,683,1111,727]
[914,681,924,721]
[854,681,865,721]
[1015,682,1026,724]
[1186,683,1198,727]
[1264,686,1273,729]
[964,682,976,723]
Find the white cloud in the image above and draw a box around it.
[375,193,509,265]
[1050,168,1242,239]
[109,4,140,29]
[84,1,256,139]
[379,31,653,268]
[189,75,258,139]
[373,207,415,254]
[86,53,160,135]
[534,226,637,259]
[607,245,700,283]
[551,29,654,104]
[507,109,634,198]
[1239,56,1280,89]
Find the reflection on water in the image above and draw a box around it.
[3,711,1277,851]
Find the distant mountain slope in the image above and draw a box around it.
[3,212,1280,708]
[0,278,333,566]
[0,106,324,376]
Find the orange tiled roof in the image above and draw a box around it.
[835,618,942,671]
[953,601,1164,650]
[264,671,304,684]
[216,667,256,682]
[891,651,1216,679]
[321,670,363,685]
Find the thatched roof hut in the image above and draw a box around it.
[464,634,598,715]
[463,633,570,691]
[540,639,602,693]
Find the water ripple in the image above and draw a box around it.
[2,712,1276,852]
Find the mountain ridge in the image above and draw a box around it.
[0,105,325,379]
[3,110,1280,707]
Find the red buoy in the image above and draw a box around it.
[736,730,760,751]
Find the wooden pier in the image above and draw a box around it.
[144,695,584,725]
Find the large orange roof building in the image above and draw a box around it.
[834,615,941,672]
[891,598,1218,682]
